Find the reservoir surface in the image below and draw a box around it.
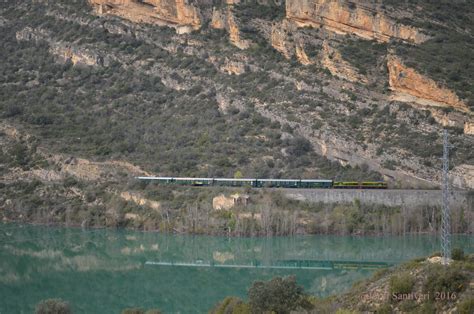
[0,223,472,313]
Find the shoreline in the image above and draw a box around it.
[2,220,473,238]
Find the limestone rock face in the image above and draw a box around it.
[51,45,106,66]
[388,56,470,113]
[286,0,428,43]
[271,19,295,59]
[212,193,249,210]
[210,6,251,49]
[120,191,161,211]
[212,194,235,210]
[210,7,226,29]
[427,109,473,134]
[321,41,367,83]
[295,42,313,65]
[220,58,246,75]
[465,122,474,135]
[88,0,201,33]
[451,165,474,190]
[227,7,250,49]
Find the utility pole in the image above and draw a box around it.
[441,129,451,265]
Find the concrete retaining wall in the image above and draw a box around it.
[283,189,473,209]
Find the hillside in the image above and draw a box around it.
[209,252,474,313]
[0,0,473,229]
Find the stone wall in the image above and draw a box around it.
[284,189,472,210]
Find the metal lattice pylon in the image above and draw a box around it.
[441,129,451,265]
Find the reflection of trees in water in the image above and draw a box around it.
[1,224,470,271]
[308,269,372,297]
[1,224,472,313]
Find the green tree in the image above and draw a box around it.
[451,247,465,261]
[248,276,313,314]
[390,273,414,295]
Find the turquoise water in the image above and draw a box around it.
[0,223,472,313]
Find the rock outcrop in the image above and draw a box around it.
[120,191,161,211]
[15,26,51,42]
[211,6,251,49]
[212,193,249,210]
[295,41,313,65]
[286,0,428,43]
[465,122,474,135]
[210,7,226,29]
[212,194,236,210]
[50,45,107,66]
[220,58,246,75]
[270,20,314,65]
[321,41,367,83]
[271,19,295,59]
[388,56,470,113]
[88,0,201,33]
[451,165,474,190]
[16,27,114,67]
[427,109,473,134]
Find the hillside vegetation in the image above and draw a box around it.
[210,251,474,313]
[0,0,473,231]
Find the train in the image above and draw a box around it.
[136,177,388,189]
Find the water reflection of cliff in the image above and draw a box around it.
[1,224,473,313]
[1,224,468,270]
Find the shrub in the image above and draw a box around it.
[389,273,414,295]
[210,297,250,314]
[35,299,72,314]
[418,302,437,314]
[248,276,313,314]
[63,176,78,188]
[335,309,357,314]
[451,247,465,261]
[458,297,474,314]
[399,300,417,312]
[375,303,392,314]
[286,137,312,157]
[121,309,144,314]
[423,265,467,301]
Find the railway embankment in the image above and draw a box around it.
[283,189,473,210]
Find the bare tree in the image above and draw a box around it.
[260,205,273,236]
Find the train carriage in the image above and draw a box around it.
[136,176,174,184]
[360,182,387,189]
[333,181,359,189]
[213,178,256,187]
[174,177,213,186]
[300,180,333,188]
[333,181,387,189]
[257,179,300,188]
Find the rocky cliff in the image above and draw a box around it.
[387,55,470,113]
[270,19,295,59]
[1,0,473,192]
[211,5,251,49]
[286,0,428,43]
[89,0,201,33]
